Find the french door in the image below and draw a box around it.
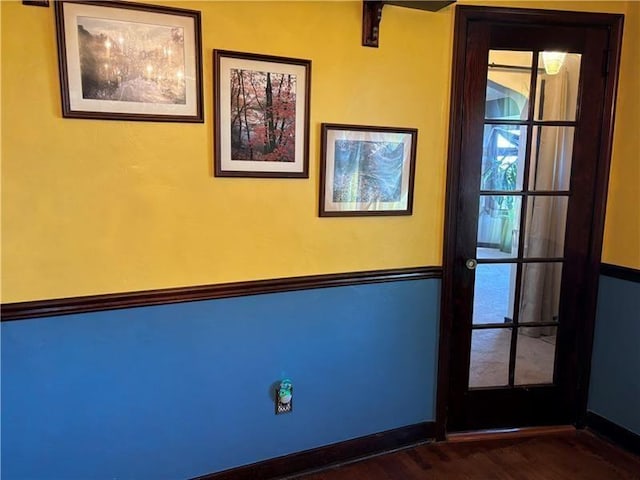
[440,6,623,432]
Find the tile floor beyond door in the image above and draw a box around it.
[469,329,556,387]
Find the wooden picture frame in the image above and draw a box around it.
[319,124,418,216]
[214,50,311,178]
[54,0,203,122]
[22,1,50,7]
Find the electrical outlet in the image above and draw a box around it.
[275,379,293,415]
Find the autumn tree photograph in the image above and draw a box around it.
[229,68,297,162]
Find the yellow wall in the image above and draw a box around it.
[602,0,640,269]
[1,0,637,302]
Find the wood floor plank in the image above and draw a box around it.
[298,431,640,480]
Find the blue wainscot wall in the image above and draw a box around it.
[1,279,440,480]
[588,274,640,435]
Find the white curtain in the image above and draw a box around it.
[519,63,576,337]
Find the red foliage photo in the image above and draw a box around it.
[230,68,297,162]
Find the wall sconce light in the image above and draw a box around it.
[542,51,567,75]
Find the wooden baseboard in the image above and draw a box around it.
[585,411,640,456]
[191,422,435,480]
[446,425,575,443]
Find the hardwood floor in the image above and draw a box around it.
[296,431,640,480]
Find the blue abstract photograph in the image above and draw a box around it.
[332,140,404,203]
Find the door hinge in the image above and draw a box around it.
[602,49,610,76]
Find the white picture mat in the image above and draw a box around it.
[324,129,413,212]
[218,56,307,173]
[62,2,198,116]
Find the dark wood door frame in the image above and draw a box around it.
[436,5,624,440]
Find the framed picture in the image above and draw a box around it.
[320,124,418,216]
[214,50,311,178]
[54,1,203,122]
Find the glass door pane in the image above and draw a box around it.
[469,329,511,388]
[481,125,528,192]
[522,196,568,258]
[519,262,563,325]
[534,53,582,121]
[529,126,574,191]
[515,326,557,385]
[486,50,532,120]
[472,263,517,325]
[477,195,522,258]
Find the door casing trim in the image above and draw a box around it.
[436,5,624,440]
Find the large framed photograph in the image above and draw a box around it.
[54,1,203,122]
[214,50,311,178]
[320,124,417,216]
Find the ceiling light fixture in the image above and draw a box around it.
[542,51,567,75]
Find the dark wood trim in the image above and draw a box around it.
[585,411,640,456]
[22,0,50,6]
[477,257,565,264]
[600,263,640,283]
[437,4,624,438]
[385,0,455,9]
[0,266,442,321]
[435,2,469,441]
[447,425,575,442]
[447,4,625,26]
[192,422,435,480]
[478,190,572,196]
[246,430,640,479]
[362,1,385,47]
